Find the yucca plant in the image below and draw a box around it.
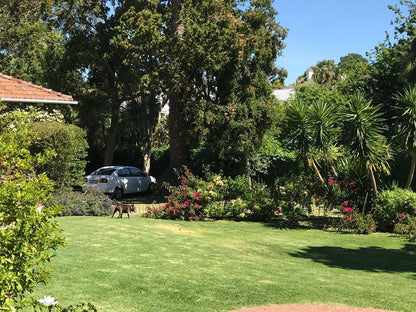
[342,91,391,194]
[394,84,416,189]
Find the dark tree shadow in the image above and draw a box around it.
[290,243,416,276]
[266,216,336,230]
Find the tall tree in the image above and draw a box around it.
[342,92,391,194]
[394,84,416,189]
[58,0,167,167]
[167,0,287,179]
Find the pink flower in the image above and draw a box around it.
[192,192,202,198]
[400,212,405,218]
[194,203,200,209]
[328,178,335,185]
[274,207,281,213]
[342,207,353,213]
[341,201,348,208]
[369,225,374,231]
[189,217,194,220]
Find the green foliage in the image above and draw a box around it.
[342,91,391,193]
[52,187,115,217]
[335,53,371,95]
[143,168,205,221]
[373,187,416,232]
[394,212,416,242]
[338,201,376,234]
[32,297,97,312]
[0,108,65,310]
[144,167,274,221]
[393,84,416,188]
[312,59,338,86]
[274,175,313,222]
[31,121,88,187]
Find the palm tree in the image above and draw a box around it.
[342,92,391,194]
[394,84,416,189]
[313,60,337,86]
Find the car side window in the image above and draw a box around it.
[118,168,130,177]
[129,168,146,177]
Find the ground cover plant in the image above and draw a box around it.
[30,216,416,312]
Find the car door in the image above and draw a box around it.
[117,168,133,194]
[129,167,149,192]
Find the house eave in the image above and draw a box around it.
[0,97,78,105]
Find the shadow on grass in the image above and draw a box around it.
[266,216,337,230]
[289,243,416,276]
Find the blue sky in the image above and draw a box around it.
[274,0,402,85]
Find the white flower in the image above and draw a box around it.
[36,205,43,213]
[39,296,58,307]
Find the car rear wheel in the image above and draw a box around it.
[112,187,123,200]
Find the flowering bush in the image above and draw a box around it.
[326,178,358,211]
[143,167,205,220]
[53,186,115,216]
[338,201,376,234]
[31,296,97,311]
[274,175,314,222]
[373,187,416,232]
[143,167,274,221]
[394,213,416,242]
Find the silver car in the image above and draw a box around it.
[83,166,156,200]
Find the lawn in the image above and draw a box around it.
[31,216,416,312]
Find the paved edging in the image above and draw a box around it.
[229,305,398,312]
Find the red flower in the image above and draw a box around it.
[341,201,348,207]
[342,207,353,213]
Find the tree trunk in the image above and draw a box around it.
[103,99,121,166]
[142,139,152,175]
[311,157,326,186]
[405,153,416,189]
[161,0,187,184]
[368,165,378,195]
[167,92,187,171]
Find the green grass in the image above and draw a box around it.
[31,216,416,312]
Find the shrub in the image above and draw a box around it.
[143,167,205,220]
[31,121,88,188]
[0,108,65,310]
[53,187,115,216]
[273,175,313,222]
[143,167,274,221]
[394,213,416,242]
[32,296,97,311]
[338,201,376,234]
[372,187,416,232]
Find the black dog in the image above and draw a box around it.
[112,204,135,218]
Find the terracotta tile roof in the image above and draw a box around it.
[0,72,77,104]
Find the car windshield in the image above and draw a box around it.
[92,168,116,175]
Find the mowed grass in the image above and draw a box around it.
[31,216,416,312]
